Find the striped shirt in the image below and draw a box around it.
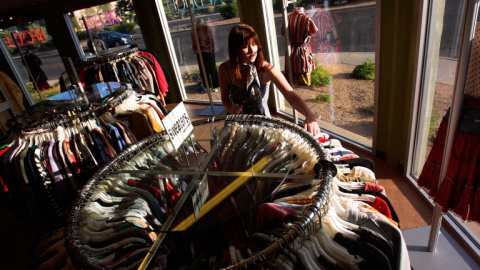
[282,9,318,73]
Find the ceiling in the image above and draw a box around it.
[0,0,113,29]
[0,0,57,28]
[0,0,53,13]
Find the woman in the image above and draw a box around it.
[219,24,321,136]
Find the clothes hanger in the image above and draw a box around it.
[279,248,297,270]
[285,225,323,270]
[288,149,311,171]
[302,237,323,266]
[245,129,276,168]
[331,181,376,203]
[312,222,361,267]
[293,238,321,270]
[328,203,360,232]
[309,230,337,267]
[56,126,66,142]
[232,126,262,171]
[333,175,365,190]
[291,149,317,175]
[273,186,317,204]
[312,209,362,264]
[222,125,249,168]
[219,122,240,156]
[322,210,358,240]
[261,143,291,173]
[328,192,348,220]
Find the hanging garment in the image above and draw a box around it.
[77,50,169,103]
[191,22,215,54]
[0,89,159,231]
[24,144,57,221]
[142,49,170,82]
[0,144,31,220]
[116,60,140,89]
[137,54,161,95]
[281,9,318,86]
[113,91,166,140]
[130,57,152,91]
[310,9,338,66]
[124,112,155,141]
[432,102,480,222]
[347,209,411,270]
[334,157,376,173]
[417,61,480,222]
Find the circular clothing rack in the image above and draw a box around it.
[65,115,336,270]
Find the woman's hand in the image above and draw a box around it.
[227,103,243,114]
[304,115,321,136]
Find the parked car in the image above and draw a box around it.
[87,31,134,52]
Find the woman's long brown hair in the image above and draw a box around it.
[228,24,265,81]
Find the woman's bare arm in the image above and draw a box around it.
[262,62,321,136]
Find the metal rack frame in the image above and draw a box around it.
[65,115,336,270]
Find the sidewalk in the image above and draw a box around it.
[338,51,374,65]
[436,58,457,85]
[337,52,456,86]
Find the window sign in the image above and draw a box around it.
[84,10,122,30]
[162,102,194,150]
[2,28,47,47]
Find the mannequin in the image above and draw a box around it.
[191,18,219,91]
[281,7,318,86]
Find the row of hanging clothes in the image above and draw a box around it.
[315,135,409,270]
[111,87,168,141]
[74,46,170,106]
[65,115,411,270]
[0,85,168,229]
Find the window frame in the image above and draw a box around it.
[406,0,480,260]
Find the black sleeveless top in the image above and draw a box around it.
[226,65,271,116]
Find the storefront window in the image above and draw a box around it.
[165,0,238,103]
[410,0,479,251]
[276,1,376,147]
[0,0,146,105]
[1,19,62,103]
[72,1,143,57]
